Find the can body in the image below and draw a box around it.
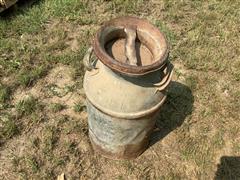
[87,99,158,159]
[84,60,170,159]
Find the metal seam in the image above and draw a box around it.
[86,95,166,119]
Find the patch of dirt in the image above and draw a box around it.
[1,76,15,85]
[0,135,32,179]
[13,65,85,119]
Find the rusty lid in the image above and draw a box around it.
[93,16,169,76]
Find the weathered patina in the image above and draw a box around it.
[84,16,173,159]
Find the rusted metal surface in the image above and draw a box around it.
[84,16,173,159]
[90,133,150,160]
[0,0,17,13]
[87,100,158,159]
[93,16,169,76]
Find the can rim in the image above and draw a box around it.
[93,16,169,76]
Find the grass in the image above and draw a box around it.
[42,126,59,157]
[49,103,66,113]
[0,84,11,109]
[0,114,18,142]
[17,65,48,87]
[0,0,239,179]
[73,102,85,113]
[0,85,11,103]
[16,96,41,116]
[25,156,40,173]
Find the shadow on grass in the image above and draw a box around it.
[150,81,194,146]
[0,0,39,17]
[214,156,240,180]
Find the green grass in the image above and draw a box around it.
[16,96,41,116]
[17,65,48,87]
[185,74,198,91]
[49,103,66,113]
[0,114,18,141]
[106,0,145,14]
[25,156,40,173]
[0,0,239,179]
[42,126,59,157]
[73,102,85,113]
[0,84,11,109]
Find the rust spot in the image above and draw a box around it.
[89,135,150,160]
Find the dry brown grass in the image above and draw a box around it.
[0,0,240,179]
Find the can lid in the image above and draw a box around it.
[93,16,169,76]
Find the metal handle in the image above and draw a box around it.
[124,27,138,66]
[154,62,173,92]
[83,47,97,71]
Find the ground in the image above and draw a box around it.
[0,0,240,179]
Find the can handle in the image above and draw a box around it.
[83,47,98,71]
[154,62,173,92]
[124,27,138,66]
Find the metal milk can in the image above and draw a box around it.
[83,16,173,159]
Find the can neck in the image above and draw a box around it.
[101,61,167,87]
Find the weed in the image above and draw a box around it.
[49,103,66,113]
[185,75,198,91]
[0,85,11,103]
[12,155,40,177]
[25,156,39,173]
[0,84,11,109]
[117,175,125,180]
[0,114,18,140]
[16,96,41,116]
[42,126,59,157]
[31,137,40,148]
[53,156,70,167]
[74,102,86,112]
[213,131,225,149]
[17,66,48,87]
